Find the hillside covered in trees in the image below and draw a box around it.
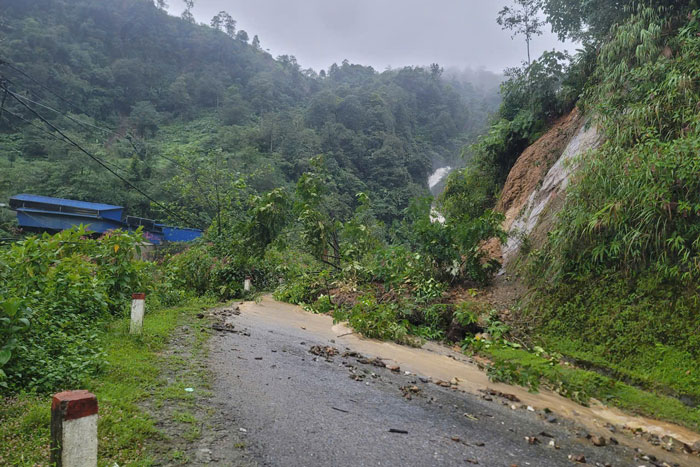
[0,0,501,233]
[3,2,700,464]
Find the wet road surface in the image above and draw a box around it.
[205,298,698,467]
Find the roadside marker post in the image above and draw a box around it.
[244,276,252,292]
[50,390,98,467]
[130,293,146,334]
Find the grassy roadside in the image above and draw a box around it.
[479,343,700,432]
[0,297,217,466]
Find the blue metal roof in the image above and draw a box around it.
[11,194,123,212]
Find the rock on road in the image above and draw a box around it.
[201,297,696,467]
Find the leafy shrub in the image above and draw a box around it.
[333,294,417,346]
[0,299,31,388]
[0,227,152,393]
[453,302,479,328]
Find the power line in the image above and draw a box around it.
[10,89,119,136]
[0,58,97,121]
[1,107,134,177]
[1,67,150,160]
[2,84,200,229]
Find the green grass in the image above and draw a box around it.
[480,344,700,431]
[0,297,216,466]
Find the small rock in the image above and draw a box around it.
[466,458,479,464]
[693,441,700,453]
[451,436,461,442]
[239,428,247,433]
[548,439,560,449]
[525,436,540,445]
[527,406,535,412]
[195,448,212,463]
[568,454,586,463]
[546,416,558,423]
[609,437,619,445]
[591,435,607,447]
[386,364,400,372]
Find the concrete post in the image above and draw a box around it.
[244,277,252,292]
[51,390,98,467]
[130,293,145,334]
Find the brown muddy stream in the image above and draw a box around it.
[237,296,700,466]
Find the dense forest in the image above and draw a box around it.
[3,3,700,463]
[0,0,501,234]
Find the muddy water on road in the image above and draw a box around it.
[237,296,700,466]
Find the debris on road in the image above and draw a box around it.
[212,323,237,333]
[525,436,541,445]
[309,345,339,359]
[590,435,607,447]
[389,428,409,434]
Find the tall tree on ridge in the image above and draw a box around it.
[497,0,543,66]
[182,0,195,23]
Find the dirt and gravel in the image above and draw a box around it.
[185,297,700,467]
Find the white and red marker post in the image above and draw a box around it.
[130,293,146,334]
[50,390,98,467]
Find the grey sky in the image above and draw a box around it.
[167,0,574,73]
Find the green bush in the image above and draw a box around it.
[333,294,416,346]
[0,227,152,393]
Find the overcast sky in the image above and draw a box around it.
[167,0,574,73]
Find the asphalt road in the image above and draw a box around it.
[204,298,693,467]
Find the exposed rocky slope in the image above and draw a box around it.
[486,108,603,269]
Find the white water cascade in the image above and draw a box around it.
[428,166,452,223]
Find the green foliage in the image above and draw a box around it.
[453,302,479,328]
[547,8,700,284]
[518,8,700,411]
[0,0,500,229]
[163,241,279,300]
[541,0,691,43]
[487,360,541,392]
[333,294,417,346]
[400,197,505,284]
[0,227,152,392]
[0,299,31,388]
[497,0,544,65]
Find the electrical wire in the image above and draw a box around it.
[1,107,134,177]
[2,83,200,229]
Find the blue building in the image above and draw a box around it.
[9,194,202,244]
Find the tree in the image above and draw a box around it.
[252,35,261,50]
[181,0,195,23]
[236,30,249,42]
[166,150,247,236]
[210,13,222,30]
[153,0,167,10]
[130,101,160,137]
[223,13,236,38]
[540,0,685,43]
[497,0,544,66]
